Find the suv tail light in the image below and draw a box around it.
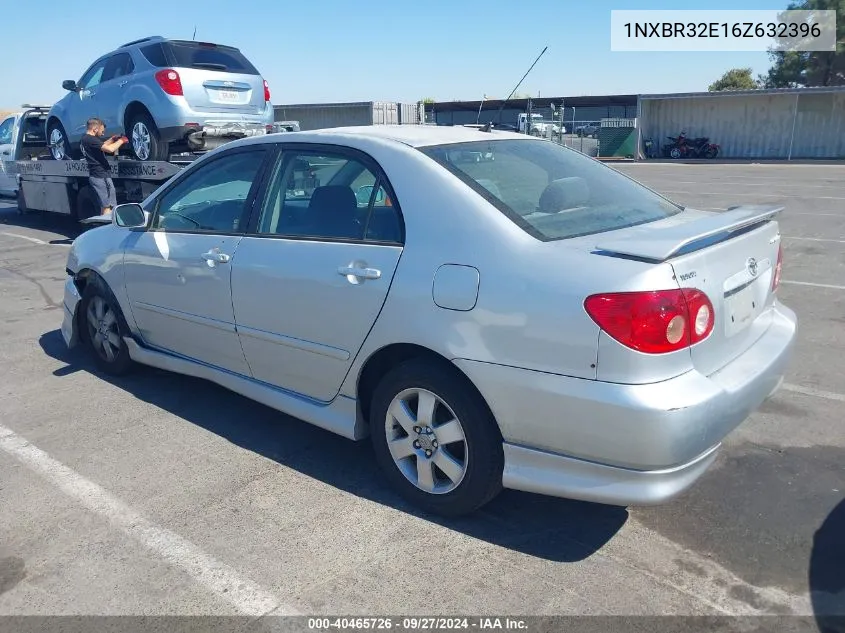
[155,69,183,96]
[772,243,783,292]
[584,288,715,355]
[263,79,271,102]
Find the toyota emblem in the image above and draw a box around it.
[746,257,759,277]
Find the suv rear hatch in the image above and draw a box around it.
[159,40,266,116]
[595,205,784,377]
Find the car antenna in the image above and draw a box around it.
[489,45,548,128]
[192,26,197,40]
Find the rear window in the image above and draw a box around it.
[418,139,682,241]
[163,41,259,74]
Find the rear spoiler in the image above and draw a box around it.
[594,205,784,262]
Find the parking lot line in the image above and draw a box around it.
[662,191,845,201]
[784,236,845,244]
[782,383,845,403]
[781,280,845,290]
[0,231,49,245]
[0,423,298,617]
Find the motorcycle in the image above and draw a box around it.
[663,132,720,159]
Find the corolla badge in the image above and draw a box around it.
[746,257,759,277]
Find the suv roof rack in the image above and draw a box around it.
[119,36,165,48]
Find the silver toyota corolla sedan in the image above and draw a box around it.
[61,125,797,516]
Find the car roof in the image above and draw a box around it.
[265,124,530,149]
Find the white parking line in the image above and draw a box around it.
[0,231,48,245]
[782,383,845,403]
[784,236,845,244]
[0,231,71,247]
[663,190,845,200]
[0,423,299,617]
[781,280,845,290]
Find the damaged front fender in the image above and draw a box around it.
[60,276,82,349]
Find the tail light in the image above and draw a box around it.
[155,69,183,96]
[584,288,715,355]
[772,243,783,292]
[263,79,271,102]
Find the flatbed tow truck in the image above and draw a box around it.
[9,104,297,222]
[15,155,185,220]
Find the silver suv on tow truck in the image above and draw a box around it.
[46,36,274,162]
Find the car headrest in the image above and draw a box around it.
[538,177,589,213]
[309,186,357,215]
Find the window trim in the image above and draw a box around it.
[143,145,274,236]
[243,142,406,247]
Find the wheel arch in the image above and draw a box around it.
[123,101,153,133]
[72,267,133,338]
[355,343,497,430]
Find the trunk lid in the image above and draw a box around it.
[164,41,266,115]
[594,205,783,377]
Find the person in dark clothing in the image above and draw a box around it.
[79,117,128,215]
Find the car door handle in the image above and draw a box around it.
[202,250,231,264]
[338,265,381,280]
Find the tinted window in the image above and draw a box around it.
[140,43,168,67]
[419,139,681,241]
[152,150,267,233]
[256,151,402,243]
[103,53,135,82]
[164,41,259,74]
[0,117,14,145]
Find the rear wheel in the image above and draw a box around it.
[369,358,504,517]
[79,278,135,376]
[669,147,682,159]
[704,146,719,159]
[127,111,168,161]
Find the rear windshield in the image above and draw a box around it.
[418,139,682,241]
[143,40,260,74]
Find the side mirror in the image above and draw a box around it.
[62,80,79,92]
[356,185,385,205]
[113,203,148,228]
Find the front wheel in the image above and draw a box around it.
[669,147,682,159]
[369,358,504,517]
[79,279,135,376]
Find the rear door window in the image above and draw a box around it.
[103,53,135,82]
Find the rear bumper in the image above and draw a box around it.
[454,301,797,506]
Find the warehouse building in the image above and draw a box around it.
[638,86,845,160]
[273,101,423,131]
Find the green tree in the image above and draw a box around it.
[708,67,762,91]
[761,0,845,87]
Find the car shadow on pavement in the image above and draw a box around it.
[39,329,628,563]
[810,496,845,633]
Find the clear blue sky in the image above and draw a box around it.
[3,0,782,110]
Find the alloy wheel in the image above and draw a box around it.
[384,388,468,494]
[132,122,152,161]
[85,296,121,363]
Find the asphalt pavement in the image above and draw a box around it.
[0,162,842,628]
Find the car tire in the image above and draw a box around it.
[127,112,168,161]
[369,357,504,517]
[79,277,135,376]
[47,121,74,160]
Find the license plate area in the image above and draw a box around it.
[216,90,239,102]
[724,279,764,337]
